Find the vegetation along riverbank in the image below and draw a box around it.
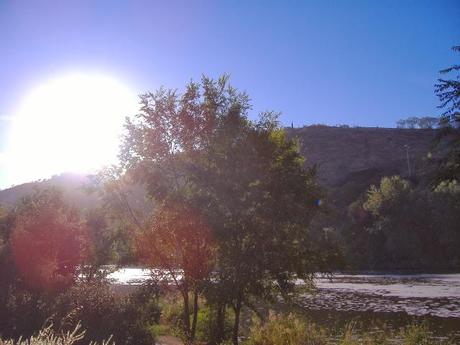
[1,45,460,344]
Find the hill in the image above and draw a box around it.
[287,125,437,187]
[0,126,438,208]
[0,173,100,208]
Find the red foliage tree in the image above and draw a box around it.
[136,201,214,344]
[11,189,88,292]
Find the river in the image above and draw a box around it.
[108,269,460,335]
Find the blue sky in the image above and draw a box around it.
[0,0,459,187]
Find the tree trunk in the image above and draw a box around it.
[191,288,199,342]
[232,294,242,345]
[214,301,226,344]
[182,289,192,344]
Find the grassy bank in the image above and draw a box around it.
[1,314,456,345]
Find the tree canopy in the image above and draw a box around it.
[434,45,460,183]
[10,189,88,292]
[119,75,322,344]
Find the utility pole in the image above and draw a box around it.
[404,144,411,177]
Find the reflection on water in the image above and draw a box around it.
[108,267,151,285]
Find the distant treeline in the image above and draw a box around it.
[396,116,440,129]
[293,117,440,130]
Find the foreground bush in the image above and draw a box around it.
[0,323,112,345]
[1,280,160,345]
[53,280,160,345]
[243,314,454,345]
[400,323,441,345]
[244,313,328,345]
[159,293,234,343]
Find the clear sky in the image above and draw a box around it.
[0,0,459,188]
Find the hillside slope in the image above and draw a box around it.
[287,126,437,188]
[0,173,99,208]
[0,126,438,207]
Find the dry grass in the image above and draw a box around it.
[0,323,113,345]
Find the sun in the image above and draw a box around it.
[5,73,138,187]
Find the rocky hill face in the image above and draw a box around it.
[287,126,437,188]
[0,126,438,208]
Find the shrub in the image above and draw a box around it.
[399,323,447,345]
[338,322,453,345]
[159,293,234,343]
[194,304,233,343]
[159,293,185,338]
[2,286,49,340]
[0,323,113,345]
[51,280,160,345]
[244,313,328,345]
[338,323,391,345]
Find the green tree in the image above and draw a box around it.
[119,76,241,344]
[196,114,321,344]
[120,76,323,344]
[89,166,152,265]
[0,205,15,314]
[363,176,411,217]
[0,205,12,279]
[358,175,460,269]
[80,207,118,282]
[434,45,460,183]
[436,46,460,127]
[341,175,460,270]
[362,176,431,268]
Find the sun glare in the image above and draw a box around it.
[5,73,138,187]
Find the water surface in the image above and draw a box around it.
[109,269,460,333]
